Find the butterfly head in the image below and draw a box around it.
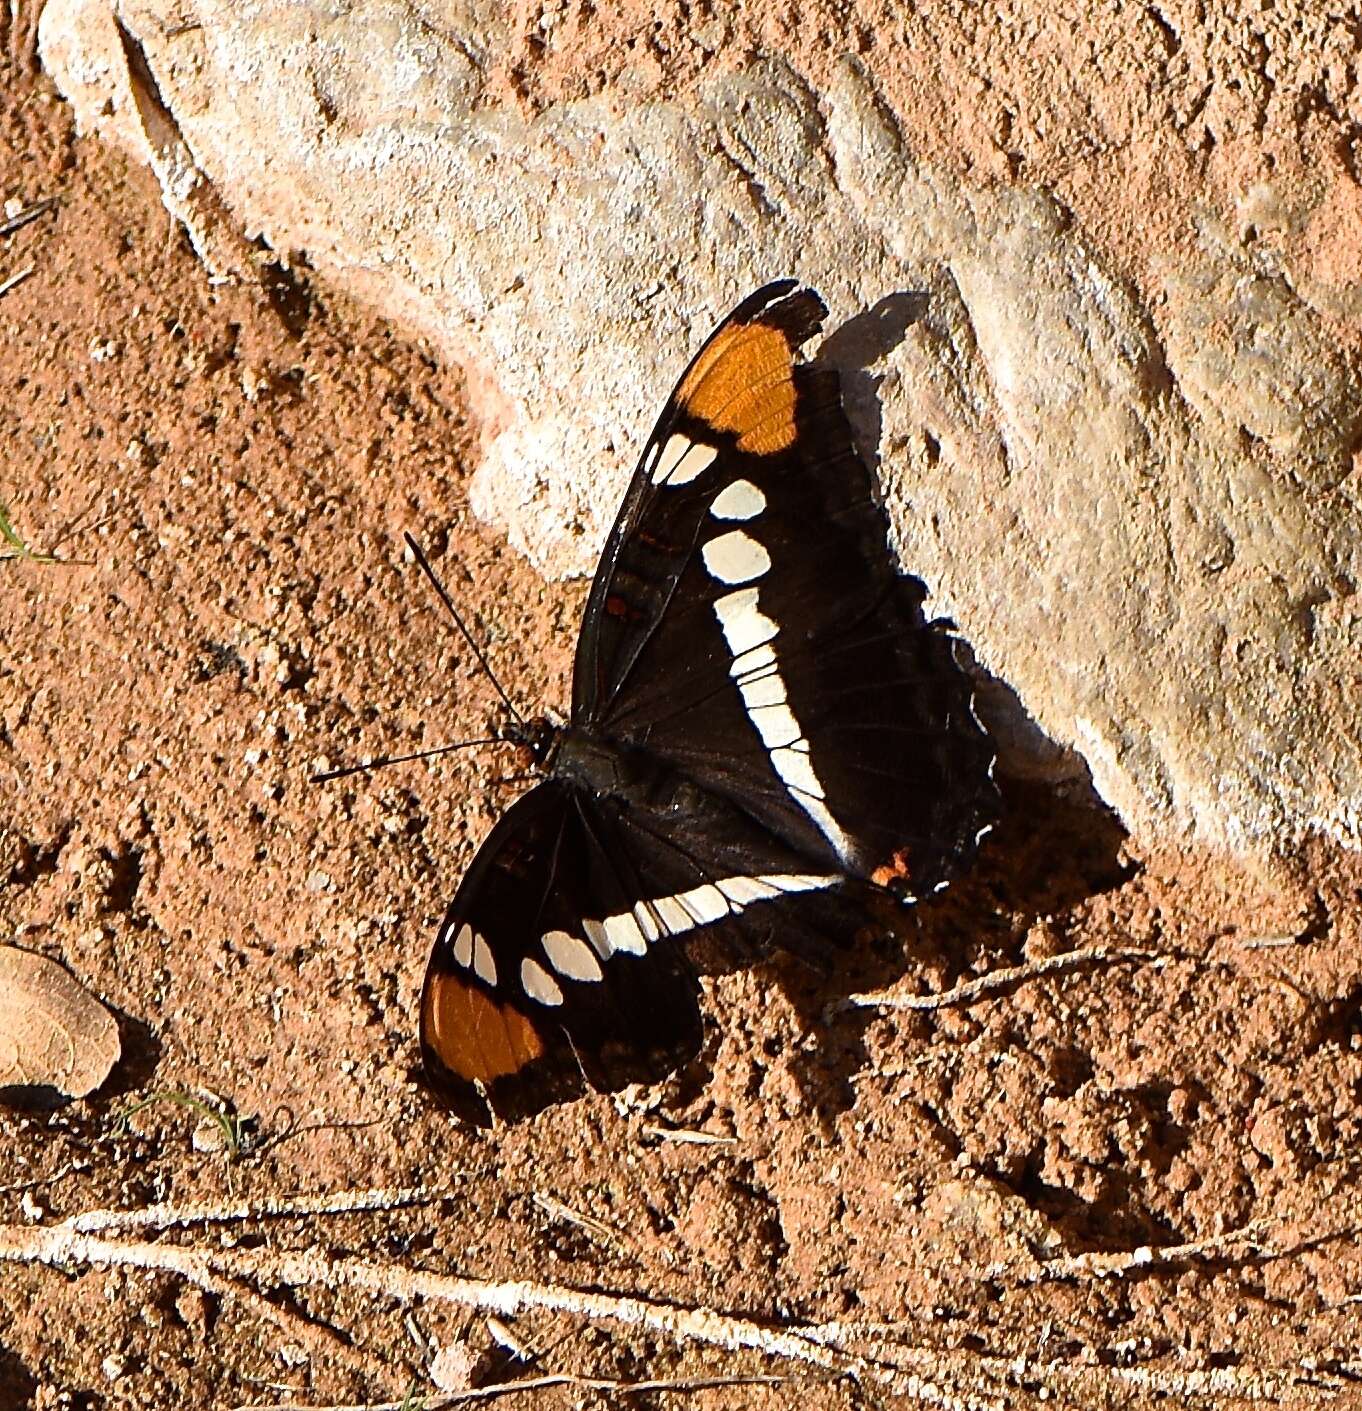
[497,714,561,771]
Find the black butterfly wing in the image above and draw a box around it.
[573,280,817,718]
[420,782,704,1125]
[420,773,878,1125]
[572,280,997,895]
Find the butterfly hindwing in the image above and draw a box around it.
[420,772,878,1124]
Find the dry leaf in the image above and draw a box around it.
[0,945,121,1097]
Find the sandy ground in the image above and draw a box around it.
[5,9,1362,1409]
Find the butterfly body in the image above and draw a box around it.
[551,727,665,802]
[420,281,999,1125]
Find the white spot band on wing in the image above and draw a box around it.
[452,922,474,968]
[652,433,717,486]
[583,873,837,957]
[533,875,839,986]
[702,530,771,585]
[473,934,498,987]
[712,587,854,861]
[542,929,603,983]
[602,910,648,956]
[521,957,564,1006]
[710,479,766,521]
[675,882,730,924]
[713,586,778,657]
[732,641,777,680]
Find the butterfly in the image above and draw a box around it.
[419,280,998,1125]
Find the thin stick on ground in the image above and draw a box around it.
[0,1224,849,1371]
[532,1191,625,1248]
[639,1123,737,1146]
[994,1219,1277,1285]
[0,1221,990,1410]
[0,1161,84,1196]
[66,1184,438,1234]
[0,1218,1341,1407]
[236,1369,810,1411]
[0,195,58,238]
[0,266,33,298]
[833,946,1162,1016]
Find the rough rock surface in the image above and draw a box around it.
[37,0,1362,854]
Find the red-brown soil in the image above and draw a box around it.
[4,12,1362,1409]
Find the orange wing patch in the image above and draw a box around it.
[677,321,798,455]
[872,847,916,889]
[423,971,544,1083]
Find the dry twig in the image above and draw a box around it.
[994,1219,1276,1285]
[532,1191,622,1247]
[0,1161,84,1196]
[0,1221,998,1408]
[0,196,58,238]
[66,1184,437,1234]
[237,1369,809,1410]
[0,266,33,298]
[2,1204,1348,1407]
[640,1123,737,1146]
[833,946,1161,1015]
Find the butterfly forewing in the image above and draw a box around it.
[572,281,997,891]
[572,279,821,721]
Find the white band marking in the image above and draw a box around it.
[602,910,648,956]
[542,929,604,983]
[702,530,771,586]
[675,882,731,925]
[652,433,717,486]
[653,894,696,932]
[582,917,610,958]
[732,642,777,679]
[521,957,564,1006]
[712,587,854,862]
[452,923,474,968]
[710,479,766,521]
[713,586,778,657]
[536,875,838,986]
[740,672,786,709]
[473,934,498,987]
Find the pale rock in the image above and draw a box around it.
[190,1116,227,1153]
[429,1339,478,1392]
[913,1175,1065,1296]
[38,0,1362,854]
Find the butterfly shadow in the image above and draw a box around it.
[713,773,1134,1133]
[815,288,930,479]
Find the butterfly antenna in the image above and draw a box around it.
[310,738,502,784]
[403,531,525,727]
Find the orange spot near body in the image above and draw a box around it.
[678,322,798,454]
[605,594,629,618]
[424,971,544,1083]
[872,848,915,889]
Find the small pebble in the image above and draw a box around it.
[430,1340,477,1392]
